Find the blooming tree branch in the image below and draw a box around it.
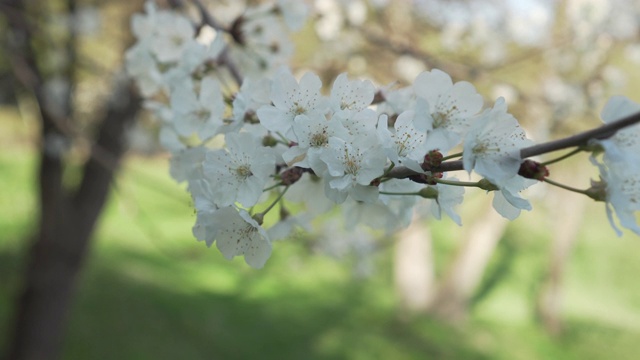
[124,1,640,269]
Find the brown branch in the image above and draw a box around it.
[387,111,640,179]
[189,0,244,86]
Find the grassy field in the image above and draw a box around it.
[1,114,640,359]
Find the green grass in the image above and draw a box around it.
[2,115,640,359]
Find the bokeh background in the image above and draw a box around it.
[2,0,640,359]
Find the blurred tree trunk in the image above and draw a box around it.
[428,203,509,322]
[536,164,587,335]
[394,214,436,313]
[4,1,141,359]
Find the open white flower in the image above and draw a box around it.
[150,11,195,63]
[283,113,351,173]
[277,0,309,31]
[320,136,387,203]
[431,177,465,225]
[595,159,640,236]
[463,97,533,185]
[414,69,483,152]
[377,111,427,173]
[491,176,535,220]
[329,73,375,114]
[232,76,272,130]
[257,68,326,139]
[210,206,272,269]
[597,95,640,163]
[170,77,225,141]
[203,132,275,207]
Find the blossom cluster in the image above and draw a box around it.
[125,1,640,268]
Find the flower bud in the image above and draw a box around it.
[421,150,443,171]
[262,135,278,147]
[280,166,305,185]
[477,178,499,191]
[518,159,549,181]
[418,186,438,199]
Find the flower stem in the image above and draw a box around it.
[441,152,463,161]
[543,178,589,195]
[263,182,284,192]
[260,186,290,216]
[541,148,583,166]
[433,178,482,188]
[379,191,420,196]
[382,162,396,177]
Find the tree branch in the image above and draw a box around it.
[387,111,640,179]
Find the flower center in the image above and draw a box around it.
[345,157,359,175]
[433,105,459,128]
[195,109,211,122]
[235,165,253,179]
[310,131,328,147]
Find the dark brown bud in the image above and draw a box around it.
[280,166,305,186]
[518,159,549,181]
[422,150,443,171]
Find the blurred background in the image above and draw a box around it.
[2,0,640,359]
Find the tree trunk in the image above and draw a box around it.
[394,214,436,313]
[428,203,509,323]
[5,0,141,357]
[6,84,140,360]
[536,166,587,335]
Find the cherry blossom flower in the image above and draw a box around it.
[491,176,535,220]
[431,177,465,225]
[320,136,387,203]
[414,69,483,152]
[210,206,272,269]
[329,73,375,115]
[257,67,326,139]
[377,111,428,172]
[170,77,225,140]
[597,95,640,163]
[463,97,533,184]
[593,156,640,236]
[150,11,195,63]
[203,132,275,207]
[283,113,351,174]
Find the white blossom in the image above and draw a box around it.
[491,176,536,220]
[150,12,195,63]
[210,206,272,269]
[414,69,484,152]
[320,136,387,203]
[377,111,428,172]
[277,0,309,31]
[257,68,326,139]
[431,178,465,225]
[597,95,640,163]
[203,132,275,207]
[283,113,351,173]
[329,73,375,114]
[593,155,640,236]
[232,76,272,129]
[170,77,225,140]
[463,97,533,185]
